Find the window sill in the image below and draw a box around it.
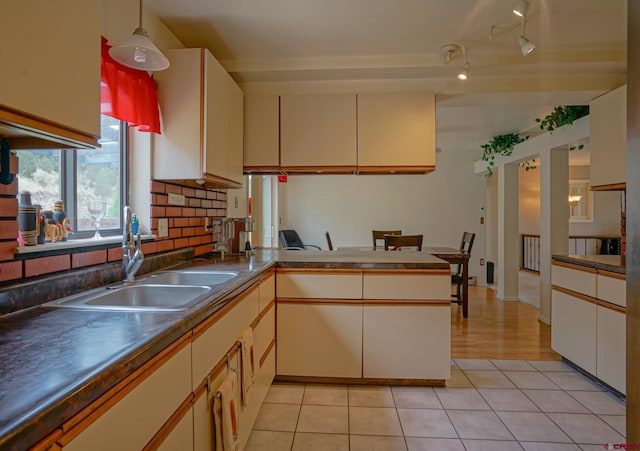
[14,235,156,258]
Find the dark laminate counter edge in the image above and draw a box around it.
[0,249,450,450]
[552,254,626,275]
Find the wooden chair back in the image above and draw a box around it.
[325,231,333,250]
[384,234,423,251]
[454,231,476,276]
[372,230,402,249]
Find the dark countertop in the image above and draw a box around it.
[552,254,626,275]
[0,248,454,450]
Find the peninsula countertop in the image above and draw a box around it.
[552,254,626,275]
[275,249,452,270]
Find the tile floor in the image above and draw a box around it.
[246,359,626,451]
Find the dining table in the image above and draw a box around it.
[336,246,471,318]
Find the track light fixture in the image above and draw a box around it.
[457,45,470,80]
[513,0,531,17]
[518,18,536,56]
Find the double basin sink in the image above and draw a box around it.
[43,269,240,312]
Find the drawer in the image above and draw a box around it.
[597,273,626,308]
[363,272,450,300]
[552,264,596,297]
[276,271,362,299]
[259,272,276,312]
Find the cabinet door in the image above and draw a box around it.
[596,305,626,394]
[244,95,280,169]
[363,305,450,379]
[590,85,626,187]
[280,94,357,170]
[0,0,101,147]
[551,290,596,374]
[156,406,194,451]
[277,303,362,377]
[357,93,435,169]
[63,345,192,451]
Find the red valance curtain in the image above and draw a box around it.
[100,36,161,134]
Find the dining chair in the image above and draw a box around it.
[372,230,402,249]
[279,230,322,250]
[325,231,334,250]
[452,231,476,303]
[384,234,423,251]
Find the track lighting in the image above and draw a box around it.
[457,45,470,80]
[513,0,531,17]
[518,18,536,56]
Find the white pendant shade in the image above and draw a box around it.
[109,27,170,71]
[518,35,536,56]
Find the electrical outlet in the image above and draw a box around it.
[158,218,169,238]
[480,258,485,265]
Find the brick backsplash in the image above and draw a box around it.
[0,171,227,284]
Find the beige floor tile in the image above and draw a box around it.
[253,403,301,432]
[598,415,626,436]
[503,371,560,390]
[391,387,442,409]
[462,439,524,450]
[447,410,514,440]
[350,435,408,451]
[303,384,348,406]
[296,405,349,434]
[454,359,498,370]
[349,385,395,407]
[567,390,626,415]
[520,442,581,450]
[479,388,540,412]
[406,437,465,451]
[264,383,306,404]
[397,408,458,438]
[245,430,294,451]
[435,388,491,410]
[292,432,349,451]
[349,406,403,436]
[522,390,590,414]
[465,370,517,389]
[546,413,625,444]
[447,369,474,388]
[496,411,572,443]
[543,372,602,391]
[527,361,573,372]
[491,360,537,371]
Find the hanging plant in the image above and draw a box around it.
[481,133,529,176]
[535,105,589,132]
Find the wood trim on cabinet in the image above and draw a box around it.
[356,165,435,174]
[259,268,276,281]
[598,269,626,280]
[590,182,626,191]
[276,298,363,305]
[142,393,195,451]
[552,285,598,305]
[362,299,451,307]
[276,268,363,275]
[193,341,242,403]
[29,427,63,451]
[57,333,192,445]
[362,269,450,275]
[597,298,627,314]
[252,300,275,329]
[260,339,276,368]
[275,375,446,387]
[280,165,358,174]
[243,166,282,174]
[552,260,598,273]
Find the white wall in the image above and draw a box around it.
[279,148,488,283]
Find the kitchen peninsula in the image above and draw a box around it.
[0,249,451,450]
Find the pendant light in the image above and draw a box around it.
[518,18,536,56]
[109,0,170,71]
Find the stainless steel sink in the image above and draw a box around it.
[144,270,239,286]
[43,284,212,312]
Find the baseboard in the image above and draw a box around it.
[538,314,551,325]
[500,296,520,302]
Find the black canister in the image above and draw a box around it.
[18,191,38,246]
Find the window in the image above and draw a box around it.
[16,115,127,239]
[569,179,592,222]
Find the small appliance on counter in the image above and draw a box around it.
[213,217,256,255]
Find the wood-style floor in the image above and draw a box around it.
[451,286,561,360]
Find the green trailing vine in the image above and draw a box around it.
[481,105,589,176]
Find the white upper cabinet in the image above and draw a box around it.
[357,93,436,172]
[154,48,244,189]
[590,85,626,188]
[280,94,357,172]
[0,0,101,149]
[244,95,280,171]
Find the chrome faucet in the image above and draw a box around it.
[122,206,144,283]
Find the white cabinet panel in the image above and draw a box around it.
[363,305,450,379]
[277,272,362,299]
[551,290,596,374]
[259,273,276,312]
[244,95,280,169]
[552,265,596,297]
[590,85,626,187]
[596,305,626,394]
[597,274,626,308]
[277,303,362,377]
[254,305,275,363]
[157,407,194,451]
[363,272,450,300]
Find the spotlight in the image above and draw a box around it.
[513,0,531,17]
[518,35,536,56]
[457,62,470,80]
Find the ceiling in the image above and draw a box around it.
[144,0,627,165]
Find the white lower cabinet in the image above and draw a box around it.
[363,305,450,379]
[277,303,363,377]
[63,344,192,451]
[551,290,597,374]
[157,406,194,451]
[596,305,626,393]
